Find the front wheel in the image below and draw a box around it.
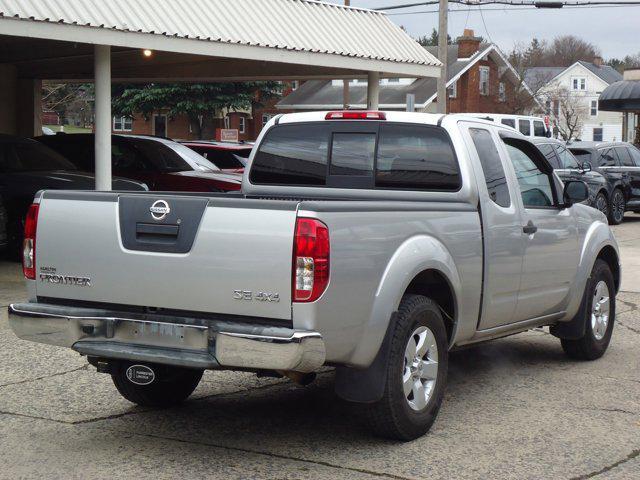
[561,259,615,360]
[594,192,609,218]
[364,295,448,441]
[112,363,203,407]
[608,189,625,225]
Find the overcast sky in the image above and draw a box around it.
[327,1,640,59]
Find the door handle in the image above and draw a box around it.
[523,221,537,235]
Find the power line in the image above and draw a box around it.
[478,4,494,43]
[385,3,640,14]
[376,1,640,11]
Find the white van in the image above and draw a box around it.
[466,114,551,138]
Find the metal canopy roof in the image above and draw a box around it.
[0,0,441,80]
[599,81,640,112]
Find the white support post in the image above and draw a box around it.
[94,44,112,191]
[367,71,380,110]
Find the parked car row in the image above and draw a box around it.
[1,133,243,257]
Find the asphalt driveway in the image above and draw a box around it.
[0,220,638,480]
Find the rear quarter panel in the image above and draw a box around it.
[293,202,482,367]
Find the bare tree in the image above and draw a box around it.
[547,35,601,67]
[547,86,589,141]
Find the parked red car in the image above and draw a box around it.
[36,134,242,192]
[180,141,253,173]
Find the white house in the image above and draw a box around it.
[525,59,623,142]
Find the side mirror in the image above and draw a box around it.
[563,180,589,207]
[581,161,592,173]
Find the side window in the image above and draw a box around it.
[112,142,148,172]
[469,128,511,207]
[536,143,561,169]
[597,148,617,167]
[504,141,555,208]
[615,147,634,167]
[250,124,329,185]
[555,145,580,169]
[376,124,461,190]
[533,121,546,137]
[629,146,640,166]
[518,120,531,136]
[501,119,516,128]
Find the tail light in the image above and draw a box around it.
[325,111,386,120]
[293,218,330,302]
[22,203,39,280]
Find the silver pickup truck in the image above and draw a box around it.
[9,112,620,441]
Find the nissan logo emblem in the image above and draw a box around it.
[149,200,170,220]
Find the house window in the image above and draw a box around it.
[447,81,457,99]
[572,77,586,91]
[479,66,490,96]
[498,82,506,102]
[291,80,299,90]
[113,116,132,132]
[239,116,246,134]
[262,114,275,127]
[593,127,603,142]
[590,100,598,117]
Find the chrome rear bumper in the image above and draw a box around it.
[8,303,325,373]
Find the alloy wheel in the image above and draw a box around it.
[612,191,625,223]
[591,280,610,341]
[595,194,608,217]
[403,326,438,411]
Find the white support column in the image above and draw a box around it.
[367,71,380,110]
[94,44,112,191]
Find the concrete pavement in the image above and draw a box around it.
[0,221,638,480]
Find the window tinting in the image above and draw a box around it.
[519,120,531,136]
[533,121,546,137]
[250,124,328,185]
[597,148,617,167]
[501,119,516,128]
[570,149,593,165]
[376,124,460,190]
[189,147,246,169]
[469,128,510,207]
[536,143,561,169]
[555,145,580,169]
[615,147,634,167]
[629,146,640,166]
[330,133,375,176]
[505,143,555,208]
[0,141,77,173]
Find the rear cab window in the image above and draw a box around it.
[250,122,461,191]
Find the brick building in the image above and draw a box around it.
[277,29,533,115]
[111,82,297,141]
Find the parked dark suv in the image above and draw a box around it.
[531,138,609,215]
[568,141,640,224]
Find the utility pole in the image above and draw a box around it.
[343,0,350,109]
[436,0,448,114]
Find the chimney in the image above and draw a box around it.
[456,29,482,58]
[593,56,603,67]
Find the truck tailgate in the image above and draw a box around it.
[35,192,298,320]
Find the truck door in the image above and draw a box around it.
[500,136,580,321]
[462,124,525,329]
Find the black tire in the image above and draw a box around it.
[561,259,615,361]
[364,295,448,441]
[594,192,609,218]
[112,363,203,407]
[608,189,625,225]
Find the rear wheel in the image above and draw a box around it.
[608,189,625,225]
[594,192,609,218]
[364,295,448,441]
[561,259,615,360]
[112,363,203,407]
